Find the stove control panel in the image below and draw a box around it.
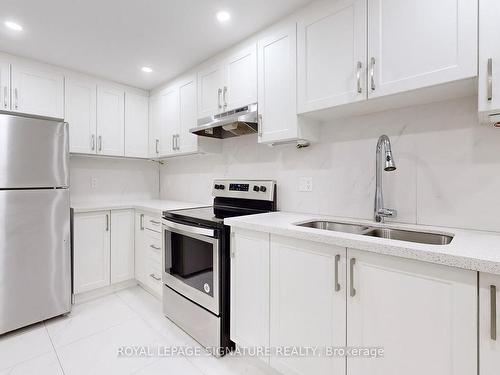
[212,180,275,201]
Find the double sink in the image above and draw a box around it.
[296,221,453,245]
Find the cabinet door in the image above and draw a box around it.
[197,63,225,118]
[478,0,500,114]
[73,211,110,294]
[479,273,500,375]
[347,249,477,375]
[148,93,162,158]
[96,85,125,156]
[368,0,477,99]
[110,209,135,284]
[0,61,10,111]
[160,87,179,156]
[258,24,298,144]
[270,235,346,375]
[224,44,257,111]
[230,229,270,355]
[297,0,366,113]
[178,76,198,154]
[65,78,97,154]
[125,91,149,158]
[134,212,148,285]
[11,64,64,118]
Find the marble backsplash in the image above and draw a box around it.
[159,96,500,233]
[70,156,159,203]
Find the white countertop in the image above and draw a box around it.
[225,212,500,275]
[71,199,208,215]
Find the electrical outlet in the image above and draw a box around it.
[91,177,98,189]
[299,177,313,192]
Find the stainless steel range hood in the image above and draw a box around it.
[191,103,258,139]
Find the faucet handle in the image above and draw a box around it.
[378,208,398,218]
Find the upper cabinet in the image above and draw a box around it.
[258,23,318,145]
[297,0,367,113]
[65,77,97,154]
[96,84,125,156]
[148,92,163,158]
[0,60,10,111]
[478,0,500,124]
[178,76,199,154]
[197,44,257,119]
[10,63,64,119]
[160,86,179,157]
[124,91,149,158]
[367,0,477,99]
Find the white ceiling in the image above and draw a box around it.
[0,0,312,90]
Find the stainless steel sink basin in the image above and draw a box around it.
[295,220,453,245]
[363,228,453,245]
[296,221,371,234]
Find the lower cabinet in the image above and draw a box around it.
[479,273,500,375]
[230,230,478,375]
[73,210,135,295]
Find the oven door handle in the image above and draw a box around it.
[162,220,216,238]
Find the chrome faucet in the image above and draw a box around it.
[374,135,397,222]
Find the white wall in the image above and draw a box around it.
[160,96,500,233]
[70,156,159,203]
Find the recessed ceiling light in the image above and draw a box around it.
[216,11,231,23]
[141,66,153,73]
[4,21,23,31]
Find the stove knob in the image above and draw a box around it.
[253,185,260,192]
[260,186,267,192]
[214,184,220,190]
[219,184,225,190]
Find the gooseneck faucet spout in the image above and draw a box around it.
[375,135,397,222]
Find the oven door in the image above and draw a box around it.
[162,219,220,315]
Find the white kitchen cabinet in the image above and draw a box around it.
[178,75,199,154]
[134,212,148,285]
[197,63,225,118]
[230,229,270,357]
[479,273,500,375]
[347,248,477,375]
[478,0,500,124]
[65,77,97,154]
[73,211,111,294]
[258,23,318,145]
[96,84,125,156]
[0,60,10,111]
[10,63,64,118]
[297,0,366,113]
[225,44,257,111]
[125,91,149,158]
[148,92,163,157]
[269,235,346,375]
[110,209,135,284]
[160,87,179,157]
[367,0,477,99]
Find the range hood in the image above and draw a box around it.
[191,103,258,139]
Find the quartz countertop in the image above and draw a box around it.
[225,211,500,275]
[71,199,208,215]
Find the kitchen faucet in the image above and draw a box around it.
[374,135,397,222]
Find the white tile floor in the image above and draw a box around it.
[0,286,277,375]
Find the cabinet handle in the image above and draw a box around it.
[349,258,356,297]
[223,86,228,109]
[3,86,7,108]
[98,136,102,152]
[370,57,376,91]
[217,88,222,110]
[171,135,175,151]
[491,285,497,341]
[155,139,159,154]
[334,254,341,292]
[356,61,363,94]
[487,58,493,102]
[90,135,95,151]
[140,214,144,230]
[176,134,180,150]
[105,214,109,232]
[257,114,263,137]
[150,220,161,225]
[149,273,161,281]
[14,88,18,109]
[150,244,161,250]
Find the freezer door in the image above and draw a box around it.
[0,189,71,335]
[0,113,69,188]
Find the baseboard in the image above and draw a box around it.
[73,279,138,304]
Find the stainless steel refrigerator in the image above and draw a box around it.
[0,112,71,335]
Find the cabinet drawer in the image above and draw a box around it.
[145,259,162,296]
[144,215,162,233]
